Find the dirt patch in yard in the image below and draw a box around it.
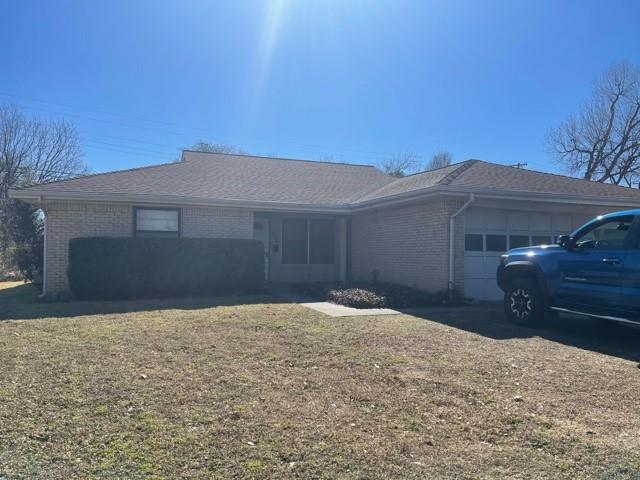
[0,282,639,479]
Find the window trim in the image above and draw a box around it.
[464,233,484,252]
[133,207,181,237]
[485,233,507,252]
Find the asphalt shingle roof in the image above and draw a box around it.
[357,160,640,203]
[14,153,640,207]
[26,151,394,206]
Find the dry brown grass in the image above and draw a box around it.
[1,281,639,479]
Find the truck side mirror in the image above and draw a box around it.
[557,234,571,249]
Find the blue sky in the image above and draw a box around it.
[1,0,639,174]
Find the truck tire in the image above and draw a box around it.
[503,278,545,326]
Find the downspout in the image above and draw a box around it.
[39,196,47,299]
[448,193,475,294]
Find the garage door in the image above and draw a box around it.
[463,208,594,301]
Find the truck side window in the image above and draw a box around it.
[573,216,634,250]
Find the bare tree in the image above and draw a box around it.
[0,103,85,195]
[427,151,453,170]
[380,152,421,177]
[187,141,247,155]
[0,103,86,279]
[548,63,640,186]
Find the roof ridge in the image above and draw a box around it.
[344,160,475,202]
[182,150,380,169]
[397,159,473,179]
[14,160,183,190]
[437,160,479,185]
[351,159,479,203]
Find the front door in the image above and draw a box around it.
[253,218,270,280]
[555,214,635,316]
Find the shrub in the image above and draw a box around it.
[327,287,385,308]
[292,281,463,309]
[68,237,264,300]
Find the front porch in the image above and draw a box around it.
[252,212,349,283]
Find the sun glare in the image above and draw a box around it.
[257,0,288,87]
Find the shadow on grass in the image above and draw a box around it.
[0,282,287,322]
[409,305,640,363]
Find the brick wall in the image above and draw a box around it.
[43,202,253,297]
[351,199,464,292]
[182,207,253,238]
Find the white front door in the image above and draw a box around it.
[253,218,270,280]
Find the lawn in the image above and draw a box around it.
[1,281,639,479]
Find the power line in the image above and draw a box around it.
[78,130,186,151]
[80,138,176,157]
[18,102,383,164]
[0,92,392,160]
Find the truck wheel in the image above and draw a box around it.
[504,279,544,326]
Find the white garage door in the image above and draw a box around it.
[463,208,594,301]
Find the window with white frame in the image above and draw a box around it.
[135,208,180,237]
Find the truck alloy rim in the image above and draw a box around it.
[510,288,533,319]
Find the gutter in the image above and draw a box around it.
[10,184,640,214]
[449,193,475,293]
[7,190,353,215]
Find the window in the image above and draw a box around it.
[282,218,336,265]
[309,219,336,264]
[573,215,634,250]
[509,235,530,249]
[282,219,308,264]
[135,208,180,237]
[531,235,552,246]
[486,234,507,252]
[465,234,483,252]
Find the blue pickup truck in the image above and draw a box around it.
[497,210,640,326]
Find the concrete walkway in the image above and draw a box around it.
[270,286,400,317]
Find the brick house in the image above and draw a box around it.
[10,151,640,300]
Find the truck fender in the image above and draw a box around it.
[497,261,549,298]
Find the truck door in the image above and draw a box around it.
[555,214,634,317]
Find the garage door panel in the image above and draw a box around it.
[466,209,484,229]
[507,212,529,230]
[464,256,485,275]
[485,211,507,229]
[552,215,572,231]
[483,255,502,274]
[530,213,552,231]
[465,278,503,301]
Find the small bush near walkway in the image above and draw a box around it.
[292,281,463,309]
[68,237,264,300]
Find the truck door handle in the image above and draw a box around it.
[602,257,622,265]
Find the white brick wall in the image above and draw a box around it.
[351,199,464,292]
[43,202,253,297]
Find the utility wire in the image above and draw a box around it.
[0,92,391,160]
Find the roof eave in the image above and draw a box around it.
[8,189,352,214]
[351,185,640,211]
[441,185,640,208]
[10,184,640,215]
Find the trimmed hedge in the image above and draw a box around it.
[68,237,264,300]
